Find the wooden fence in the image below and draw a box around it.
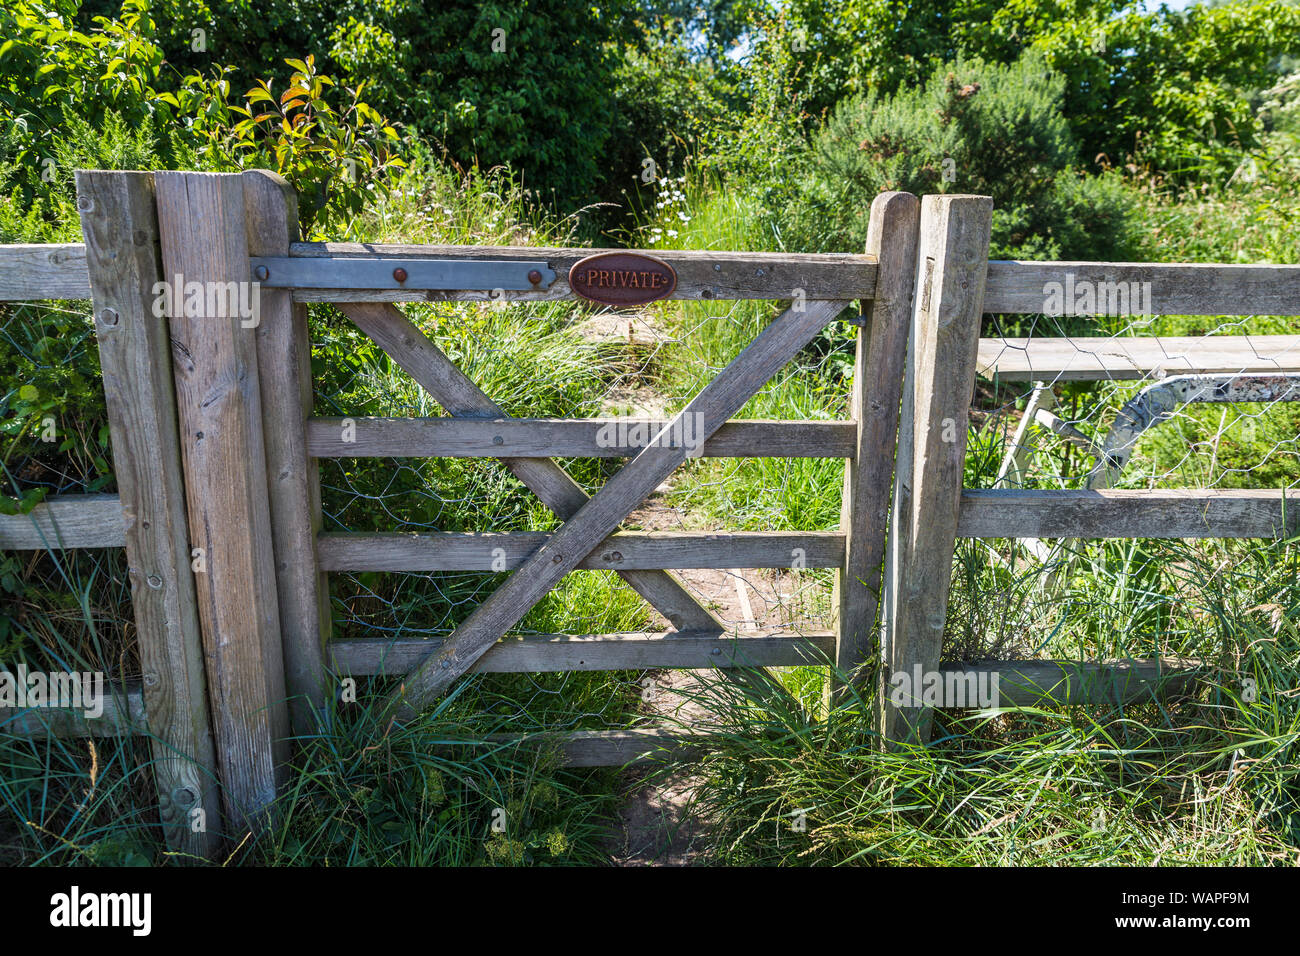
[2,170,1299,855]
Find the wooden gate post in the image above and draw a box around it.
[879,195,992,746]
[153,171,290,831]
[242,170,330,730]
[832,191,920,698]
[76,170,222,856]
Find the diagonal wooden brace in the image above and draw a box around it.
[386,299,850,715]
[338,302,723,634]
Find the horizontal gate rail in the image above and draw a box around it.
[0,493,126,549]
[332,630,836,675]
[8,243,1300,315]
[318,530,844,572]
[283,243,878,302]
[958,485,1300,539]
[983,261,1300,315]
[306,417,857,458]
[0,242,91,299]
[1,681,147,738]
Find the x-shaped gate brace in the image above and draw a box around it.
[334,298,849,717]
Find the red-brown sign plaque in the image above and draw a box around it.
[569,252,677,306]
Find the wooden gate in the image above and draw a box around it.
[10,168,1298,857]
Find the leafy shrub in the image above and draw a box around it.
[788,53,1139,260]
[0,1,400,238]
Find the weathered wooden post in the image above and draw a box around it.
[832,191,920,699]
[152,171,290,831]
[879,194,992,745]
[76,170,222,856]
[242,171,330,730]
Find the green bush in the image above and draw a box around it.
[788,53,1139,260]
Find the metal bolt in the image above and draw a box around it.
[493,435,504,446]
[711,647,721,655]
[392,267,408,283]
[551,553,563,564]
[440,659,451,669]
[527,269,543,285]
[99,308,119,326]
[254,265,269,281]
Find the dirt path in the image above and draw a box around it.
[579,310,822,865]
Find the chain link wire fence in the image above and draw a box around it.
[0,299,136,679]
[953,305,1300,671]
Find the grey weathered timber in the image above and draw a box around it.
[317,530,844,572]
[332,630,835,675]
[486,655,1198,766]
[251,256,555,290]
[983,261,1300,316]
[0,494,126,549]
[0,243,92,300]
[2,682,147,738]
[387,299,849,715]
[337,301,722,634]
[307,416,857,459]
[887,658,1201,709]
[292,244,877,302]
[880,195,993,746]
[154,171,289,833]
[978,334,1300,381]
[491,729,699,767]
[243,171,329,732]
[834,192,920,688]
[75,171,221,857]
[958,488,1300,539]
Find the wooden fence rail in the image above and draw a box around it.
[2,172,1297,856]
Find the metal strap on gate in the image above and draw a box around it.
[249,256,557,291]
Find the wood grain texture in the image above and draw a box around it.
[925,658,1202,708]
[880,195,993,746]
[0,243,91,300]
[338,301,722,634]
[958,488,1300,539]
[0,494,126,549]
[978,334,1300,381]
[307,416,857,459]
[1,682,147,738]
[983,261,1300,316]
[387,299,849,715]
[331,630,835,675]
[75,170,220,856]
[318,530,843,571]
[834,192,920,685]
[243,171,329,732]
[154,171,289,832]
[290,243,877,302]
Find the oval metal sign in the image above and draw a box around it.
[569,252,677,306]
